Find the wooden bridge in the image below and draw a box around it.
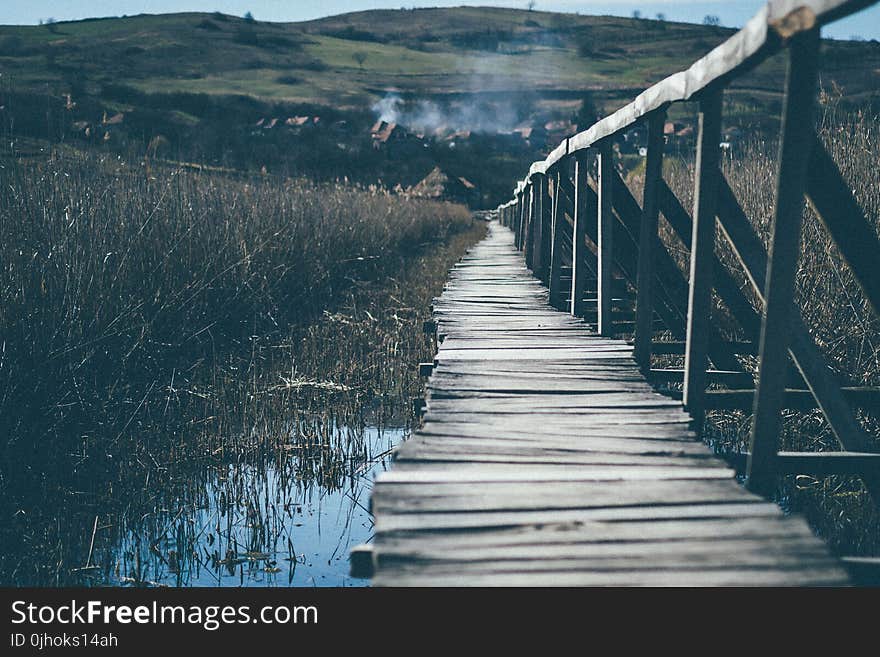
[356,0,880,585]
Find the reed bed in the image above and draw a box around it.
[634,106,880,553]
[0,150,482,584]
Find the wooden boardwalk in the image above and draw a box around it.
[368,223,849,586]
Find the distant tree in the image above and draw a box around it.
[244,11,255,23]
[45,17,58,34]
[656,13,666,22]
[703,15,721,26]
[632,10,641,20]
[527,1,536,11]
[352,51,368,69]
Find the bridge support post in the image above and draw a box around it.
[525,182,536,269]
[747,28,820,495]
[597,140,614,336]
[570,152,590,318]
[683,87,723,430]
[516,190,525,250]
[548,163,566,308]
[537,173,552,283]
[633,108,667,372]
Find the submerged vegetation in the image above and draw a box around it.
[0,150,483,584]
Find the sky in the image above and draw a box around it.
[1,1,879,40]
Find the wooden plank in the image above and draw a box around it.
[597,140,614,336]
[378,516,819,546]
[748,28,820,494]
[377,536,837,567]
[418,420,699,440]
[524,182,536,269]
[648,368,755,388]
[806,134,880,316]
[647,340,756,356]
[683,88,723,428]
[375,502,785,535]
[633,109,667,371]
[529,1,876,174]
[538,172,552,283]
[548,163,567,308]
[374,567,846,587]
[372,479,763,515]
[367,221,850,586]
[703,387,880,411]
[715,178,880,503]
[378,463,734,483]
[774,451,880,476]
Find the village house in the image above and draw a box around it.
[370,120,426,158]
[512,122,548,149]
[370,119,399,148]
[409,166,479,207]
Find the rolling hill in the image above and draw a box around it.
[1,7,879,205]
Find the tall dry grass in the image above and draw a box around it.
[0,152,470,438]
[0,150,479,583]
[651,105,880,553]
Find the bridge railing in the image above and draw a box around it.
[495,0,880,500]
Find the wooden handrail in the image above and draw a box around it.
[495,0,880,504]
[512,0,878,185]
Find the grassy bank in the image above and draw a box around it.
[0,150,483,584]
[644,107,880,554]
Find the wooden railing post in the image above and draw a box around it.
[683,87,723,429]
[516,191,525,250]
[570,151,590,317]
[747,28,820,495]
[530,173,547,277]
[524,181,536,269]
[633,109,667,372]
[538,173,552,283]
[597,140,614,336]
[548,163,566,307]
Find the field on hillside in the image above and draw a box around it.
[2,9,878,104]
[2,8,879,208]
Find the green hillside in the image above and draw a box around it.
[1,7,879,205]
[3,8,878,104]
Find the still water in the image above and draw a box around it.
[88,425,405,587]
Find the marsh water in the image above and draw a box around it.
[76,424,406,587]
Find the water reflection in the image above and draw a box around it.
[88,425,405,587]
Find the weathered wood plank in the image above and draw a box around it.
[367,221,849,586]
[683,88,723,428]
[570,151,591,317]
[597,141,615,336]
[748,27,820,494]
[633,109,667,371]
